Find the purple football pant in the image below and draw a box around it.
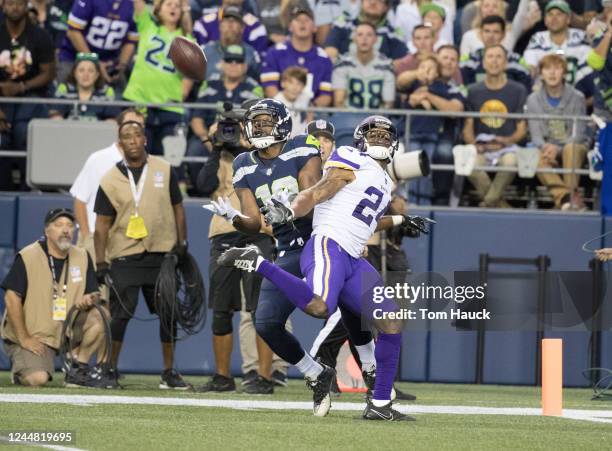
[301,235,401,401]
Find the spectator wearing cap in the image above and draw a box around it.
[0,0,55,190]
[199,5,262,80]
[49,53,120,121]
[57,0,138,91]
[262,6,333,106]
[395,1,454,51]
[587,1,612,215]
[188,44,263,188]
[324,0,408,69]
[461,15,532,92]
[332,21,396,109]
[194,0,268,56]
[307,118,335,162]
[523,0,594,102]
[1,208,107,388]
[411,3,453,53]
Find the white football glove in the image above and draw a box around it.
[202,196,248,222]
[271,187,295,208]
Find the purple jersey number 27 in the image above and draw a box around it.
[352,186,387,226]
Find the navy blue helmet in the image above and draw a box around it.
[244,98,293,149]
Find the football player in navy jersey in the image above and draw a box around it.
[205,98,350,416]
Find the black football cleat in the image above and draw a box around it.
[218,246,262,272]
[362,399,415,422]
[306,362,336,417]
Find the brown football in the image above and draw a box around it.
[169,36,207,81]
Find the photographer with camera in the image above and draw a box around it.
[186,45,263,190]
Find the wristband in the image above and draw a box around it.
[391,215,404,226]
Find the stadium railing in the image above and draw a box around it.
[0,96,596,176]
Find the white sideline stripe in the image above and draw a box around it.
[0,436,86,451]
[1,394,612,424]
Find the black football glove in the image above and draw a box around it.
[399,215,436,237]
[260,198,295,226]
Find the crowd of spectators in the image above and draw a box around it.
[0,0,610,211]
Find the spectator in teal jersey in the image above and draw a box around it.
[123,0,194,156]
[49,53,119,121]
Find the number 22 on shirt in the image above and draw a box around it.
[86,17,129,51]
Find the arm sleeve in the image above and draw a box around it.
[67,0,93,31]
[514,85,528,114]
[84,253,98,294]
[460,31,475,57]
[525,94,545,147]
[93,186,116,217]
[382,68,396,103]
[460,55,476,86]
[232,154,252,189]
[196,150,220,196]
[125,15,139,44]
[70,154,96,203]
[316,57,334,97]
[0,255,27,298]
[193,18,207,46]
[260,49,281,89]
[134,8,155,32]
[523,36,540,67]
[573,92,588,144]
[246,21,269,55]
[508,0,530,49]
[169,168,183,205]
[331,63,348,91]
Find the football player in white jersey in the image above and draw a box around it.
[219,115,433,421]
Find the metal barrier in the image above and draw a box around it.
[0,96,597,175]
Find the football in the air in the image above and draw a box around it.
[169,36,207,81]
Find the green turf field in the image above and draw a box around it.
[0,372,611,450]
